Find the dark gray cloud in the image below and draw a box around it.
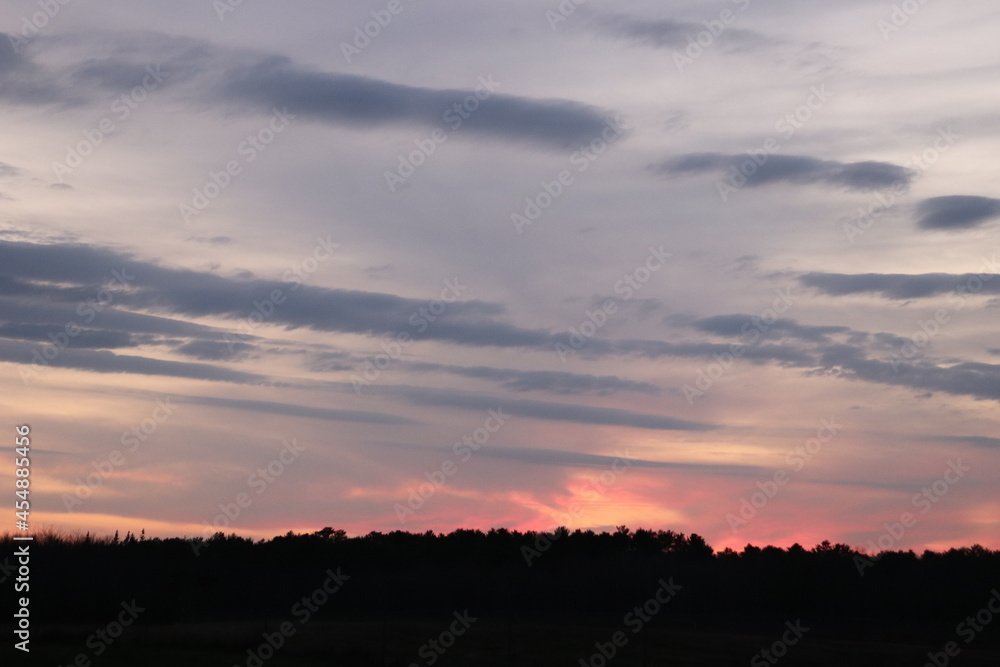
[307,350,355,373]
[614,338,814,365]
[0,297,244,342]
[186,236,234,246]
[219,57,617,149]
[829,356,1000,402]
[173,394,415,426]
[374,385,715,431]
[8,239,999,407]
[406,362,661,395]
[598,15,773,51]
[174,340,253,361]
[917,196,1000,230]
[587,295,663,318]
[0,241,636,355]
[694,315,849,342]
[0,32,617,150]
[654,153,915,191]
[800,271,1000,299]
[374,441,765,476]
[661,311,1000,404]
[0,33,18,71]
[0,241,547,349]
[0,323,138,349]
[922,435,1000,449]
[0,337,265,384]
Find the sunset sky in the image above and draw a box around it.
[1,0,998,552]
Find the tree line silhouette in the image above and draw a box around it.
[6,525,999,643]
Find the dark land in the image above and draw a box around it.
[4,527,1000,665]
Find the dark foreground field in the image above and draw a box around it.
[5,528,999,665]
[14,616,1000,666]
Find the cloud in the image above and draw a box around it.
[406,362,661,395]
[614,338,813,365]
[598,15,773,51]
[173,394,416,426]
[219,57,618,149]
[375,441,765,476]
[917,196,1000,230]
[0,337,266,384]
[186,236,234,246]
[0,32,618,150]
[0,241,657,357]
[0,241,553,350]
[800,271,1000,299]
[694,315,849,342]
[0,33,19,71]
[8,239,999,408]
[0,323,138,349]
[922,435,1000,449]
[829,357,1000,402]
[374,385,715,431]
[654,153,915,191]
[173,340,253,361]
[0,296,244,342]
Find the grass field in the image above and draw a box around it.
[11,616,1000,666]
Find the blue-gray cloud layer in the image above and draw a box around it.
[0,32,617,150]
[654,153,914,191]
[917,196,1000,230]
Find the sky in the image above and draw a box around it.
[1,0,998,553]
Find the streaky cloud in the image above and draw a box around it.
[800,270,1000,299]
[371,385,716,431]
[917,196,1000,230]
[373,441,765,476]
[406,362,662,395]
[654,153,915,191]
